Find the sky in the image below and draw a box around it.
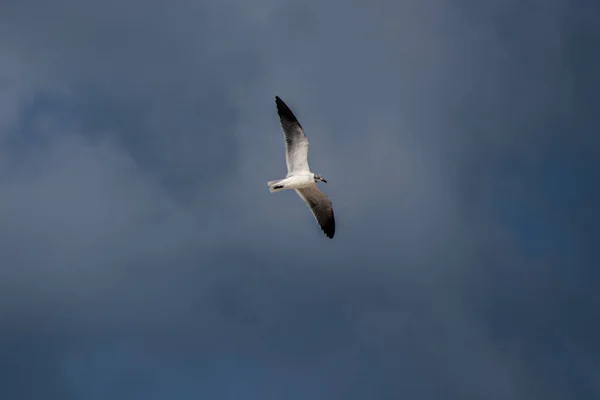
[0,0,599,399]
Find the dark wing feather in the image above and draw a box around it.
[295,184,335,239]
[275,96,310,174]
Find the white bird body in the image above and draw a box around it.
[267,173,314,193]
[267,96,335,239]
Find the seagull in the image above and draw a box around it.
[267,96,335,239]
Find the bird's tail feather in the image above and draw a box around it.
[267,180,284,193]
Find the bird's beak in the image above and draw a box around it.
[322,179,327,183]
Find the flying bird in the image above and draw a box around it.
[267,96,335,239]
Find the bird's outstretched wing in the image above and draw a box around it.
[275,96,310,175]
[295,184,335,239]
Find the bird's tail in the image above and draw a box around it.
[267,180,284,193]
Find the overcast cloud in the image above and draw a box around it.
[0,0,598,399]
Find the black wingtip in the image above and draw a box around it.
[323,213,335,239]
[274,95,284,109]
[274,95,301,127]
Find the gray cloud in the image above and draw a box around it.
[0,0,598,399]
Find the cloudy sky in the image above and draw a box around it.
[0,0,598,398]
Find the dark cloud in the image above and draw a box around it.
[0,0,598,399]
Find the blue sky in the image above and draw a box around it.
[0,0,598,399]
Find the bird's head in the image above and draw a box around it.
[314,173,328,184]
